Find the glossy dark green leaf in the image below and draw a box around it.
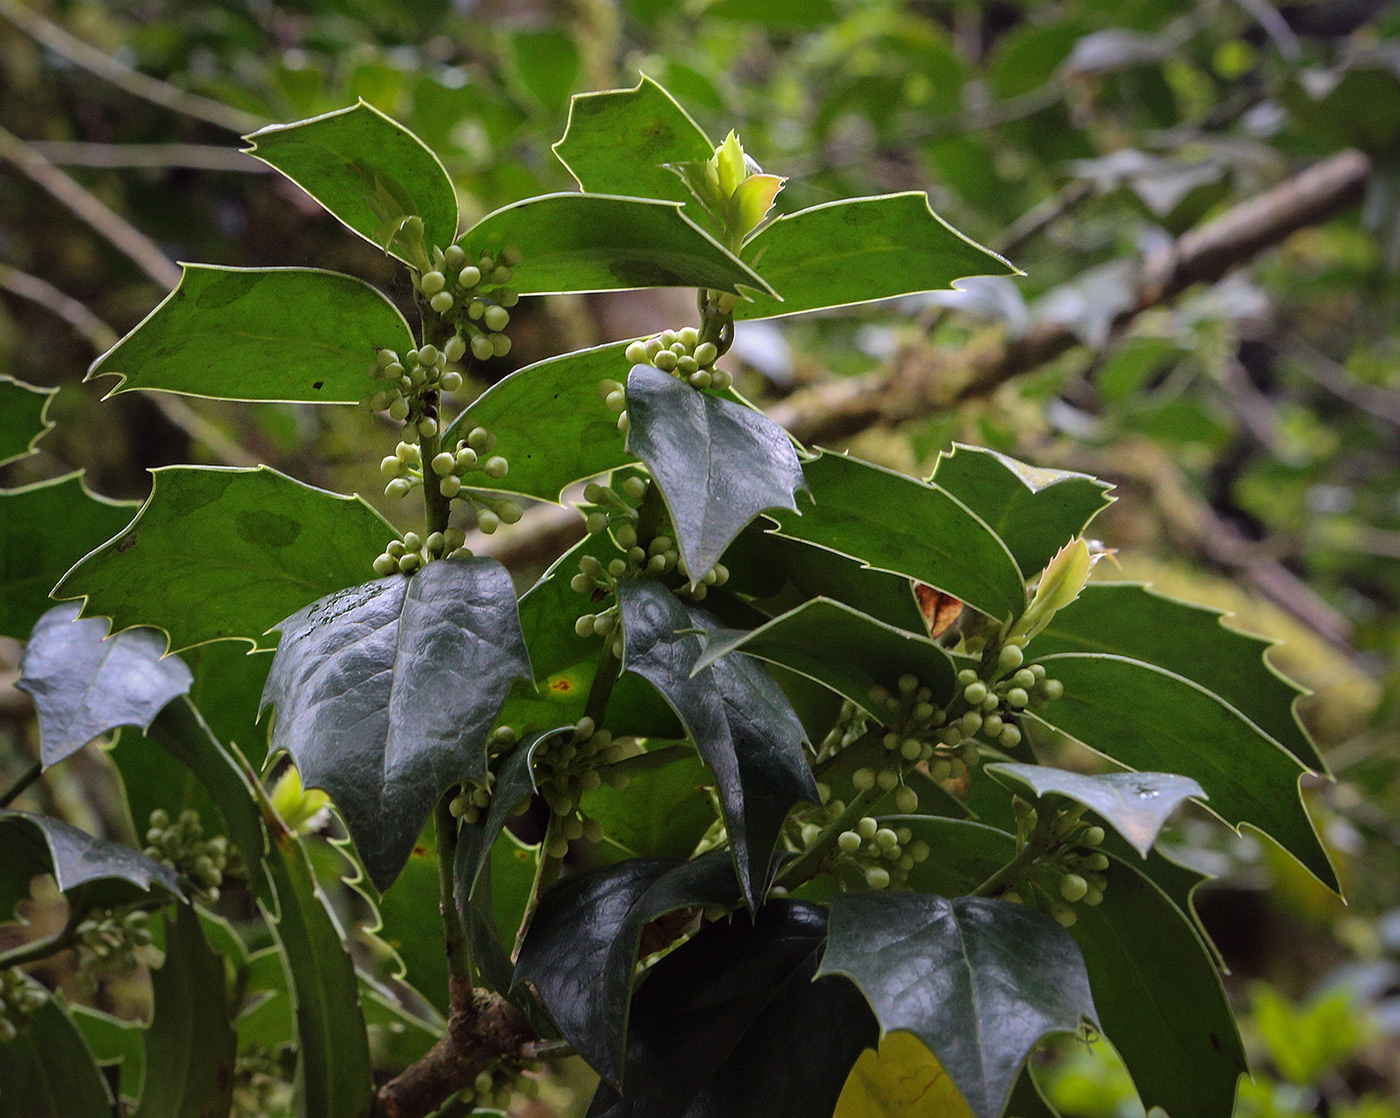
[516,853,739,1087]
[131,903,236,1118]
[580,747,715,859]
[182,641,274,770]
[927,446,1114,578]
[258,806,374,1118]
[57,466,395,653]
[245,101,458,257]
[0,809,182,912]
[617,579,818,907]
[1027,653,1335,890]
[1028,583,1324,772]
[0,993,114,1117]
[141,696,270,901]
[897,817,1244,1118]
[627,365,806,579]
[588,901,877,1118]
[735,194,1014,321]
[458,193,772,296]
[0,374,55,467]
[17,603,192,769]
[0,473,137,642]
[261,558,531,892]
[442,341,636,503]
[86,266,413,404]
[820,893,1096,1118]
[70,1005,144,1102]
[695,598,957,713]
[1072,857,1246,1118]
[553,76,713,203]
[770,453,1026,622]
[983,763,1205,858]
[722,525,929,636]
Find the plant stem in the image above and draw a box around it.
[0,761,41,808]
[419,415,450,538]
[583,639,620,726]
[434,791,471,982]
[970,807,1055,898]
[0,913,77,970]
[512,814,564,959]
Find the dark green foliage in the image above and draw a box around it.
[0,375,55,468]
[0,995,114,1116]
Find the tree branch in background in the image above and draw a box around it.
[0,124,182,290]
[27,141,266,174]
[0,0,267,134]
[0,263,116,350]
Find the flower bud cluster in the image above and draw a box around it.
[622,327,732,399]
[451,1059,542,1113]
[144,808,234,905]
[233,1047,292,1118]
[373,527,472,577]
[816,700,871,763]
[1009,799,1110,927]
[0,968,46,1041]
[75,906,161,979]
[364,346,457,429]
[532,717,638,857]
[824,816,931,891]
[447,727,522,825]
[858,674,964,801]
[416,243,521,360]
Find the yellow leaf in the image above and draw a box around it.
[835,1031,975,1118]
[714,130,747,198]
[730,173,787,240]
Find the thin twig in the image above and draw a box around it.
[0,124,182,289]
[28,141,266,173]
[0,761,41,809]
[0,0,266,134]
[0,262,116,349]
[434,792,471,982]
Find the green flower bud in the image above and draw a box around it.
[1083,852,1110,870]
[617,410,629,434]
[386,478,412,499]
[851,768,876,791]
[422,271,446,296]
[477,510,500,534]
[983,714,1004,737]
[484,456,509,479]
[856,817,878,841]
[999,724,1022,749]
[1060,873,1089,903]
[439,475,462,497]
[388,397,410,421]
[1053,906,1078,928]
[440,370,464,393]
[678,327,700,349]
[865,866,891,890]
[484,305,510,332]
[444,245,466,270]
[432,452,456,476]
[387,540,407,559]
[1080,826,1106,847]
[893,786,919,813]
[999,644,1024,671]
[455,446,478,470]
[1042,679,1064,700]
[607,558,627,578]
[900,738,923,762]
[625,341,649,364]
[398,552,422,573]
[877,769,900,792]
[468,427,493,451]
[470,334,494,361]
[403,532,422,551]
[380,455,403,478]
[372,554,396,576]
[443,335,467,364]
[490,333,512,357]
[960,710,983,735]
[377,349,399,367]
[1013,669,1036,690]
[957,668,978,686]
[1006,687,1028,709]
[458,265,481,288]
[501,244,524,267]
[429,291,454,313]
[837,830,862,853]
[963,681,988,705]
[575,614,595,637]
[874,827,898,850]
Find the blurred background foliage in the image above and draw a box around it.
[1,0,1398,1115]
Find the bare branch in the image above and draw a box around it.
[0,262,116,350]
[28,141,266,174]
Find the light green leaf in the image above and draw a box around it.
[0,473,138,642]
[132,903,236,1118]
[1028,652,1336,891]
[735,194,1015,320]
[458,193,773,296]
[56,465,396,653]
[245,101,458,258]
[1028,583,1325,773]
[442,341,636,503]
[86,266,413,404]
[553,76,713,203]
[70,1005,144,1102]
[928,446,1114,578]
[509,29,581,111]
[695,598,957,712]
[0,374,56,468]
[770,452,1026,622]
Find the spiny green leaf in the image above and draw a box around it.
[1027,652,1336,891]
[56,465,395,653]
[70,1005,144,1102]
[695,597,957,712]
[131,903,236,1118]
[580,747,715,860]
[17,604,192,769]
[928,445,1114,578]
[553,76,713,203]
[983,763,1206,858]
[0,374,56,468]
[0,809,182,916]
[261,558,531,892]
[627,365,807,579]
[257,810,374,1118]
[371,820,451,1018]
[1028,582,1325,772]
[735,193,1015,320]
[820,893,1096,1118]
[516,853,740,1087]
[0,991,114,1116]
[442,341,636,503]
[588,901,876,1118]
[770,452,1026,622]
[86,266,413,404]
[182,640,274,770]
[458,193,773,296]
[244,101,458,259]
[0,473,137,642]
[897,816,1245,1118]
[617,579,818,908]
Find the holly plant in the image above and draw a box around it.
[0,79,1335,1118]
